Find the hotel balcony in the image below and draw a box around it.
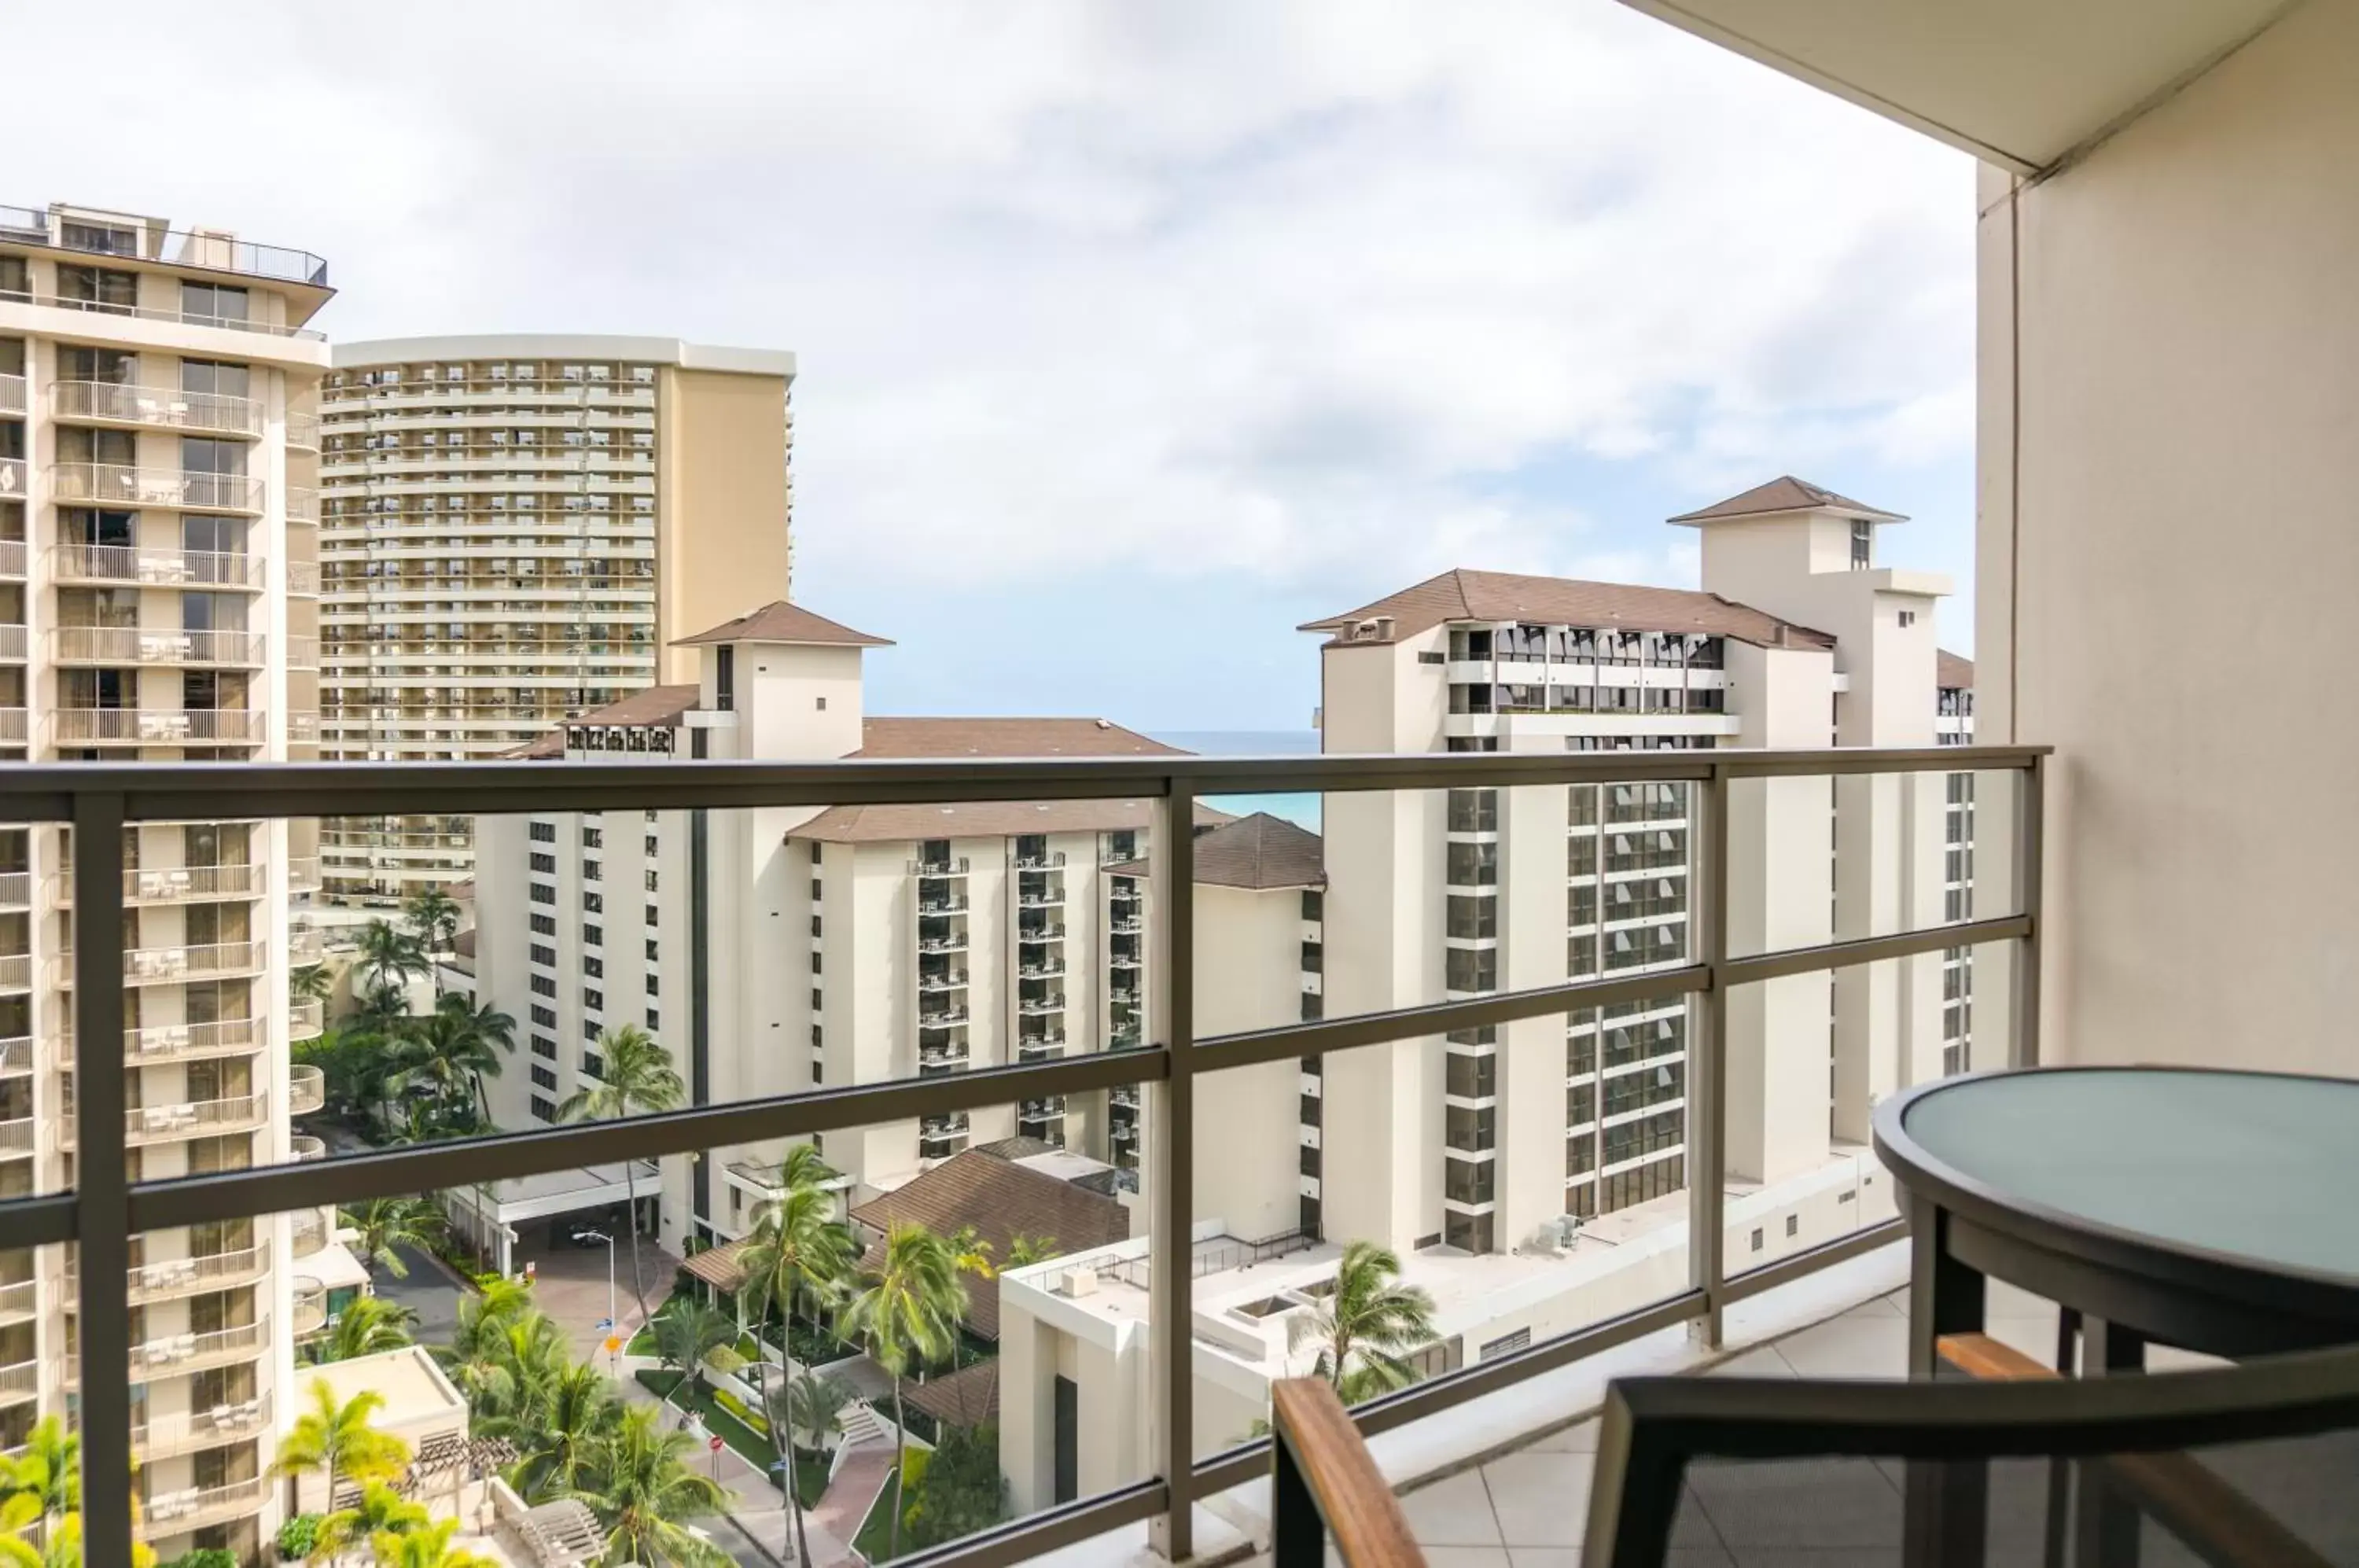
[62,1320,270,1390]
[917,932,970,955]
[46,462,265,516]
[0,1118,34,1158]
[917,892,971,915]
[1018,993,1067,1017]
[58,1086,270,1147]
[293,1275,327,1335]
[54,859,267,904]
[1018,887,1065,910]
[290,1133,326,1162]
[55,938,265,985]
[133,1393,271,1463]
[288,855,322,892]
[289,1204,333,1257]
[49,708,267,746]
[919,1003,972,1028]
[0,458,23,502]
[47,543,266,590]
[0,372,21,414]
[47,379,267,439]
[289,997,324,1042]
[289,1062,325,1114]
[0,955,28,995]
[0,1036,31,1077]
[0,1279,32,1324]
[920,1043,970,1073]
[285,408,321,451]
[911,856,971,878]
[62,1241,274,1310]
[0,625,23,663]
[290,922,324,963]
[134,1475,269,1540]
[1018,957,1067,978]
[1019,923,1068,944]
[73,1015,269,1066]
[0,199,328,285]
[917,969,970,992]
[48,626,267,668]
[1014,849,1067,870]
[0,1360,34,1407]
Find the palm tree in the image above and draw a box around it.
[473,1310,570,1432]
[356,918,431,999]
[274,1378,413,1524]
[403,886,462,960]
[309,1480,425,1565]
[0,1415,77,1523]
[1006,1232,1061,1268]
[368,1518,496,1568]
[314,1294,419,1364]
[432,1277,534,1410]
[837,1223,967,1559]
[1288,1240,1438,1403]
[507,1360,621,1504]
[0,1504,156,1568]
[946,1224,996,1280]
[293,959,333,1012]
[573,1404,731,1568]
[786,1371,852,1457]
[558,1025,685,1324]
[731,1145,856,1568]
[649,1299,737,1417]
[343,1196,446,1279]
[389,995,512,1131]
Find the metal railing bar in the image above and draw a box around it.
[1150,782,1198,1562]
[1718,915,2031,990]
[0,1191,76,1248]
[889,1480,1167,1568]
[72,792,133,1568]
[126,1047,1168,1231]
[1715,745,2047,778]
[1717,1219,1908,1306]
[1191,966,1709,1077]
[2017,756,2046,1069]
[1688,772,1732,1348]
[0,745,2052,824]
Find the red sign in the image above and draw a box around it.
[708,1435,724,1452]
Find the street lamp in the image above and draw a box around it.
[581,1228,616,1371]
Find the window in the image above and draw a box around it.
[646,870,659,893]
[530,974,556,998]
[529,852,556,874]
[1299,942,1322,974]
[1444,946,1496,994]
[646,974,660,996]
[182,281,249,326]
[531,1096,556,1122]
[530,944,556,967]
[646,903,659,925]
[584,955,604,979]
[583,988,603,1011]
[531,1066,557,1091]
[647,939,661,962]
[583,826,603,849]
[646,1009,660,1031]
[1301,889,1323,922]
[531,1005,556,1029]
[1479,1328,1532,1359]
[1850,519,1872,569]
[811,989,823,1011]
[530,913,556,936]
[1750,1228,1764,1253]
[529,821,556,843]
[584,891,603,914]
[1444,1157,1495,1205]
[1786,1214,1800,1238]
[583,1052,605,1079]
[1897,610,1917,628]
[1445,841,1497,886]
[583,859,601,882]
[583,924,603,948]
[531,1035,555,1060]
[1447,895,1496,940]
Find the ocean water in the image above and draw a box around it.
[1154,730,1322,831]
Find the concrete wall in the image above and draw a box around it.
[1977,0,2359,1073]
[1191,883,1314,1244]
[657,367,791,678]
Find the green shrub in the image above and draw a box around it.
[713,1386,771,1437]
[274,1514,324,1561]
[165,1551,241,1568]
[903,1423,1009,1550]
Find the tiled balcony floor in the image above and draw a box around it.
[1370,1279,2217,1566]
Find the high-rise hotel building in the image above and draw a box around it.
[316,335,794,904]
[1,199,337,1562]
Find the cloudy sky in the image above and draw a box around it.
[20,2,1975,731]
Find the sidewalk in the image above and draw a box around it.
[620,1360,856,1566]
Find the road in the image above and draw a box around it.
[370,1242,465,1342]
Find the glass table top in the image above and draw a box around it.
[1900,1069,2359,1280]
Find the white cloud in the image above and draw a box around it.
[11,0,1974,598]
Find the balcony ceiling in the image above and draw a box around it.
[1617,0,2297,172]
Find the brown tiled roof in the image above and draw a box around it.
[680,1241,751,1294]
[1104,812,1324,890]
[903,1360,998,1430]
[1938,650,1974,690]
[508,684,700,759]
[1665,475,1906,525]
[1299,569,1835,651]
[674,601,893,648]
[855,717,1181,760]
[796,797,1228,845]
[849,1150,1129,1341]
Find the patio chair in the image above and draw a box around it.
[1582,1339,2359,1567]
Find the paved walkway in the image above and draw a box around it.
[518,1226,682,1363]
[807,1441,896,1568]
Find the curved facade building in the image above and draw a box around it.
[316,334,793,904]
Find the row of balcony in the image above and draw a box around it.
[8,1013,320,1079]
[43,379,285,442]
[57,1085,271,1147]
[133,1392,274,1463]
[44,462,314,520]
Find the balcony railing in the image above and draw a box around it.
[64,1241,273,1308]
[50,709,266,745]
[911,856,971,877]
[12,742,2047,1568]
[0,201,329,285]
[0,626,23,661]
[0,1361,33,1402]
[289,997,324,1042]
[56,860,267,904]
[46,462,265,515]
[289,1205,332,1257]
[50,626,267,668]
[0,1279,32,1320]
[0,373,22,414]
[56,940,264,985]
[0,955,29,993]
[75,1016,267,1064]
[134,1474,270,1538]
[47,380,267,438]
[293,1275,327,1335]
[0,540,22,580]
[59,1088,270,1147]
[0,872,25,907]
[290,1133,327,1162]
[133,1393,271,1461]
[0,1036,27,1076]
[289,1063,325,1115]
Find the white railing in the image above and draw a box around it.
[0,458,23,500]
[50,709,267,745]
[289,998,324,1042]
[61,1088,270,1147]
[0,1360,34,1399]
[285,409,321,451]
[47,380,266,437]
[49,626,266,666]
[289,1063,325,1115]
[0,626,23,661]
[0,955,28,992]
[290,1134,326,1162]
[285,635,320,670]
[45,462,265,513]
[0,1280,33,1320]
[289,1205,331,1257]
[134,1474,269,1537]
[48,543,264,588]
[0,373,24,414]
[0,541,22,579]
[293,1277,327,1335]
[0,1037,27,1076]
[100,1016,265,1062]
[0,872,26,907]
[133,1393,270,1459]
[57,940,266,986]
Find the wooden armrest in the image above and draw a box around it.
[1937,1333,2332,1568]
[1270,1378,1425,1568]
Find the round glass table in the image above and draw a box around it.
[1872,1067,2359,1373]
